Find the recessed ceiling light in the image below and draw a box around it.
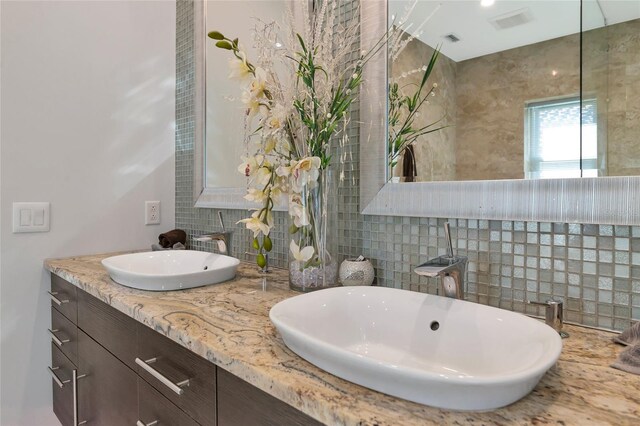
[481,0,495,7]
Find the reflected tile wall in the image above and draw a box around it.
[584,19,640,177]
[176,0,639,332]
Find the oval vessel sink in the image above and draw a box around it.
[102,250,239,291]
[270,286,562,411]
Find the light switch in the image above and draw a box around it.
[13,202,50,233]
[20,209,31,226]
[33,209,45,226]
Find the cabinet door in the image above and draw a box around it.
[138,378,200,426]
[217,368,323,426]
[77,330,138,425]
[51,274,78,323]
[137,324,216,425]
[51,344,75,426]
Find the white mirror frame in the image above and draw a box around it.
[193,1,250,209]
[193,2,286,210]
[360,0,640,225]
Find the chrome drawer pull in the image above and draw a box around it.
[72,369,87,426]
[135,357,190,395]
[48,328,70,346]
[137,421,158,426]
[48,291,69,306]
[48,366,70,388]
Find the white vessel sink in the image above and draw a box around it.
[270,286,562,411]
[102,250,239,291]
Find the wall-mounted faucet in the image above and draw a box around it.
[193,211,232,256]
[414,222,468,299]
[528,299,569,338]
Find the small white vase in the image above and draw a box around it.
[339,258,375,286]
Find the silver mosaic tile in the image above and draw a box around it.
[175,0,639,332]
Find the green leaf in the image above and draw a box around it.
[215,41,233,50]
[296,33,307,53]
[208,31,225,40]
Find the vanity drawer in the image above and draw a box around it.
[50,343,75,426]
[136,323,216,426]
[50,274,78,324]
[51,306,78,365]
[138,378,201,426]
[217,367,323,426]
[77,289,138,370]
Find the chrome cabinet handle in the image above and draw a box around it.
[48,328,70,346]
[48,291,69,306]
[73,369,87,426]
[48,366,71,388]
[137,421,158,426]
[135,357,190,395]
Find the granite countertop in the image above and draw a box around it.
[44,252,640,426]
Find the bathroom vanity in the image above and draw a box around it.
[45,253,639,426]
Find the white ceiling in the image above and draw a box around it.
[389,0,640,62]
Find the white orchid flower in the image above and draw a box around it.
[276,159,297,177]
[288,194,309,227]
[244,188,268,203]
[241,90,267,118]
[237,155,264,177]
[294,156,321,179]
[253,167,271,186]
[228,51,251,81]
[290,240,314,263]
[265,104,287,132]
[237,211,270,238]
[249,67,268,98]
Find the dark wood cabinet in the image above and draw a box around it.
[77,289,138,370]
[77,330,138,425]
[50,274,78,323]
[51,344,75,426]
[49,273,321,426]
[138,378,201,426]
[51,306,78,365]
[217,368,323,426]
[137,323,216,425]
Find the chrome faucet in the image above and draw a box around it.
[414,222,468,299]
[528,299,569,338]
[193,212,232,256]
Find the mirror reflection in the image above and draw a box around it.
[205,1,290,190]
[388,0,640,182]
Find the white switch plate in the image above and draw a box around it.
[13,202,50,233]
[145,201,160,225]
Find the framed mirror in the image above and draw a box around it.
[193,1,293,209]
[360,0,640,225]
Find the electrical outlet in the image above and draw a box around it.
[145,201,161,225]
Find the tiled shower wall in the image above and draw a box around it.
[176,0,639,332]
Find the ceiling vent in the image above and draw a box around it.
[443,33,461,43]
[489,8,534,30]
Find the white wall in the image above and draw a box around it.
[0,1,176,424]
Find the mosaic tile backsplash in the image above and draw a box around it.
[175,0,639,332]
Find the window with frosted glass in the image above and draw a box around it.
[525,97,598,179]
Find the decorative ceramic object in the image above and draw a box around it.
[339,257,375,286]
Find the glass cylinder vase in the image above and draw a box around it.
[288,167,338,292]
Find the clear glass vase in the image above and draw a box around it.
[288,168,338,292]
